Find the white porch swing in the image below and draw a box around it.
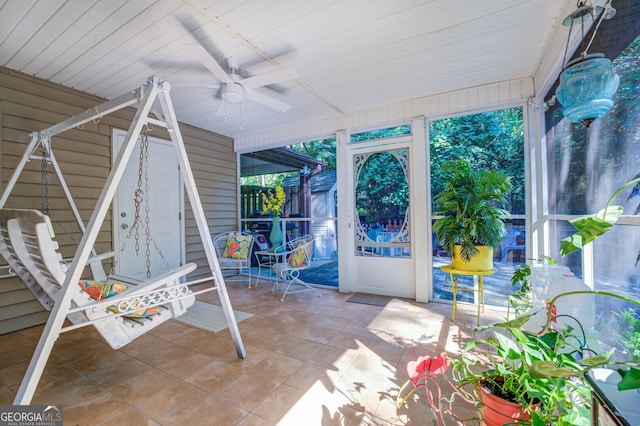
[0,76,246,405]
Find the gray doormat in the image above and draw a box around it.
[346,293,394,307]
[175,301,252,333]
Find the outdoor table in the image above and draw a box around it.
[253,248,286,287]
[440,264,494,325]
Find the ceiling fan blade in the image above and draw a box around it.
[187,44,233,84]
[241,67,298,90]
[172,83,221,89]
[245,90,292,112]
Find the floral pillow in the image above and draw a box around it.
[288,239,311,268]
[107,305,162,318]
[78,280,127,301]
[222,233,252,259]
[78,280,160,318]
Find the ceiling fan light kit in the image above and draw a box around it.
[222,82,246,104]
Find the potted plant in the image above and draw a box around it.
[447,303,640,426]
[432,159,512,271]
[259,185,286,250]
[449,318,592,425]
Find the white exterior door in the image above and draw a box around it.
[337,118,430,301]
[112,129,183,279]
[345,138,414,298]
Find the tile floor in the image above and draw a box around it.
[0,277,503,425]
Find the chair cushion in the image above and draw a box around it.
[288,240,310,268]
[78,280,160,318]
[222,233,252,259]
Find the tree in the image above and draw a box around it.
[430,107,525,214]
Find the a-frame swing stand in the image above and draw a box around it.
[0,76,246,404]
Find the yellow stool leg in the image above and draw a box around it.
[476,276,484,325]
[450,272,457,321]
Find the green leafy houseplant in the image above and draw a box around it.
[481,176,640,424]
[432,159,513,263]
[449,312,640,426]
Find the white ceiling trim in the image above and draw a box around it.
[234,77,534,151]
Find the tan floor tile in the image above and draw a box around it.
[61,392,133,425]
[276,337,323,361]
[109,369,210,424]
[213,372,280,411]
[102,408,161,426]
[184,359,244,393]
[235,413,274,426]
[155,350,214,379]
[252,352,305,382]
[326,330,371,350]
[274,381,355,426]
[169,395,248,425]
[70,354,155,390]
[171,328,241,358]
[308,344,359,371]
[284,362,337,391]
[0,332,36,354]
[249,329,293,352]
[0,384,15,405]
[252,383,305,422]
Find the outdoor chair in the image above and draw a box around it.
[213,231,254,285]
[271,234,321,301]
[500,228,526,263]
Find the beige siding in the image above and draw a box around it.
[0,67,237,333]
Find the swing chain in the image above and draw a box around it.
[143,130,152,278]
[40,143,50,215]
[109,124,170,278]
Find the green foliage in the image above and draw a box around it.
[430,107,525,214]
[451,289,640,425]
[559,176,640,256]
[451,324,591,425]
[355,150,409,224]
[432,159,512,261]
[289,138,337,171]
[615,309,640,360]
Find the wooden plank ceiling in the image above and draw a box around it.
[0,0,572,147]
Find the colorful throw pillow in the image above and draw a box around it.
[288,240,310,268]
[78,280,160,318]
[78,280,128,301]
[107,305,162,318]
[222,233,252,259]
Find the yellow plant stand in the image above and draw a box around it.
[441,264,494,325]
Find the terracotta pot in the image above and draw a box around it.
[479,382,530,426]
[451,245,493,271]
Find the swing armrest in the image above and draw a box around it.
[86,251,115,282]
[86,251,115,264]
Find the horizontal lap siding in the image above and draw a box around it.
[182,125,237,279]
[0,67,236,333]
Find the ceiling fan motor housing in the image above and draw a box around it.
[222,82,246,104]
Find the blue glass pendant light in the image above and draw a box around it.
[555,1,619,127]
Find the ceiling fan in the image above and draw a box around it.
[187,44,298,116]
